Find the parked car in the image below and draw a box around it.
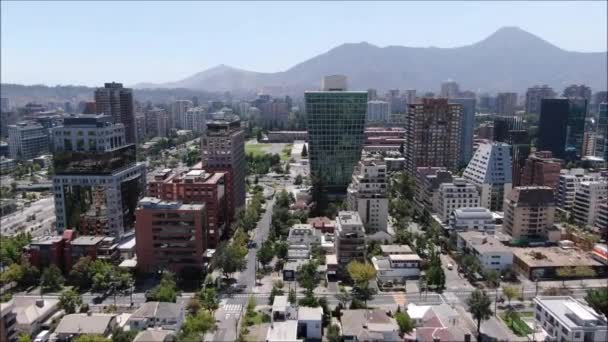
[447,263,454,270]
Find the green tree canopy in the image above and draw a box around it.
[41,264,64,293]
[467,289,493,341]
[59,288,82,314]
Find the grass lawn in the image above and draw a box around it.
[281,144,293,161]
[245,143,271,157]
[500,311,533,336]
[246,312,270,326]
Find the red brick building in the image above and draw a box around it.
[521,151,562,189]
[147,168,227,247]
[135,198,207,273]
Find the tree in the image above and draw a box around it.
[347,261,377,307]
[301,144,308,157]
[288,288,297,305]
[198,288,219,313]
[186,298,201,315]
[395,311,414,334]
[269,285,284,305]
[335,288,352,308]
[585,288,608,319]
[466,289,493,341]
[502,285,520,307]
[484,269,500,288]
[148,272,179,302]
[213,242,247,280]
[19,260,40,288]
[294,174,303,185]
[69,256,94,289]
[297,261,319,294]
[274,241,288,260]
[327,324,341,342]
[72,335,110,342]
[181,310,216,337]
[41,264,64,292]
[17,334,31,342]
[256,241,274,269]
[59,288,82,314]
[574,266,596,285]
[111,329,137,342]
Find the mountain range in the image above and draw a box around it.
[134,26,607,95]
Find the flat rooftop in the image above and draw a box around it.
[535,296,606,330]
[513,246,603,268]
[458,231,511,253]
[380,245,413,254]
[71,236,105,246]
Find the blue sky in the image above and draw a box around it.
[1,1,606,86]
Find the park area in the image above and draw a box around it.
[245,140,292,160]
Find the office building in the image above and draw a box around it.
[201,115,245,217]
[144,107,169,138]
[572,181,608,228]
[259,100,289,128]
[592,92,607,114]
[8,122,49,160]
[52,115,146,236]
[367,88,378,101]
[135,198,207,273]
[525,85,555,115]
[347,159,388,233]
[366,100,390,123]
[449,207,496,233]
[94,82,136,144]
[563,84,592,102]
[414,167,453,211]
[538,98,587,160]
[509,130,532,186]
[440,80,460,98]
[496,92,517,116]
[521,151,562,189]
[463,142,512,211]
[493,116,523,143]
[405,89,417,105]
[0,97,9,112]
[147,168,227,248]
[437,178,481,222]
[450,98,476,166]
[170,100,193,130]
[533,297,607,342]
[503,186,556,243]
[595,103,608,160]
[335,211,366,267]
[134,114,146,143]
[405,98,462,174]
[306,76,367,194]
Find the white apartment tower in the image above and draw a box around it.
[555,169,602,212]
[572,181,608,227]
[347,159,389,233]
[366,100,390,123]
[437,178,481,222]
[463,142,513,211]
[184,107,207,134]
[171,100,193,129]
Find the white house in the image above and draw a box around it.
[457,231,513,271]
[298,307,323,340]
[128,302,185,331]
[533,296,607,342]
[371,254,421,284]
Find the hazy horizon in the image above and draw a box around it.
[1,1,607,87]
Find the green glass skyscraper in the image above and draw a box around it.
[306,77,367,195]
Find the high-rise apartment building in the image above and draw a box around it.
[563,84,592,103]
[463,142,512,211]
[437,178,481,222]
[347,159,388,233]
[8,122,49,160]
[147,168,227,248]
[94,82,136,144]
[450,98,476,166]
[386,89,406,114]
[440,80,460,98]
[496,92,517,116]
[144,107,169,138]
[592,92,607,114]
[1,97,9,112]
[493,116,523,143]
[405,90,417,105]
[572,181,608,228]
[595,103,608,160]
[525,85,555,115]
[539,98,587,160]
[335,211,366,267]
[503,186,556,243]
[367,89,378,101]
[306,76,367,194]
[170,100,193,130]
[52,114,146,237]
[405,98,462,174]
[366,100,390,123]
[509,130,532,187]
[521,151,562,189]
[135,198,207,273]
[201,115,245,217]
[184,107,207,134]
[556,169,603,212]
[414,167,453,211]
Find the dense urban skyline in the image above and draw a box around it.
[1,1,607,86]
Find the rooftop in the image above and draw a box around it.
[512,246,602,268]
[130,302,183,320]
[55,313,116,335]
[298,307,323,321]
[9,297,59,326]
[337,211,363,227]
[457,231,511,253]
[71,236,105,246]
[266,320,299,342]
[272,296,289,312]
[389,254,422,262]
[133,329,175,342]
[380,244,413,254]
[535,296,606,330]
[452,207,493,220]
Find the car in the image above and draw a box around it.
[247,241,257,249]
[447,263,454,270]
[230,284,246,293]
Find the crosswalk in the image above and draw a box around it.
[222,304,243,313]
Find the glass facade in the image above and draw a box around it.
[306,91,367,193]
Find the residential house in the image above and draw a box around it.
[128,302,185,331]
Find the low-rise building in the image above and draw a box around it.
[340,309,400,342]
[55,313,117,339]
[371,254,422,284]
[0,157,17,174]
[132,329,176,342]
[533,296,607,342]
[512,247,607,280]
[128,302,185,331]
[6,297,60,338]
[0,300,17,342]
[379,244,413,256]
[449,207,496,233]
[437,178,481,222]
[456,231,513,271]
[297,307,323,340]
